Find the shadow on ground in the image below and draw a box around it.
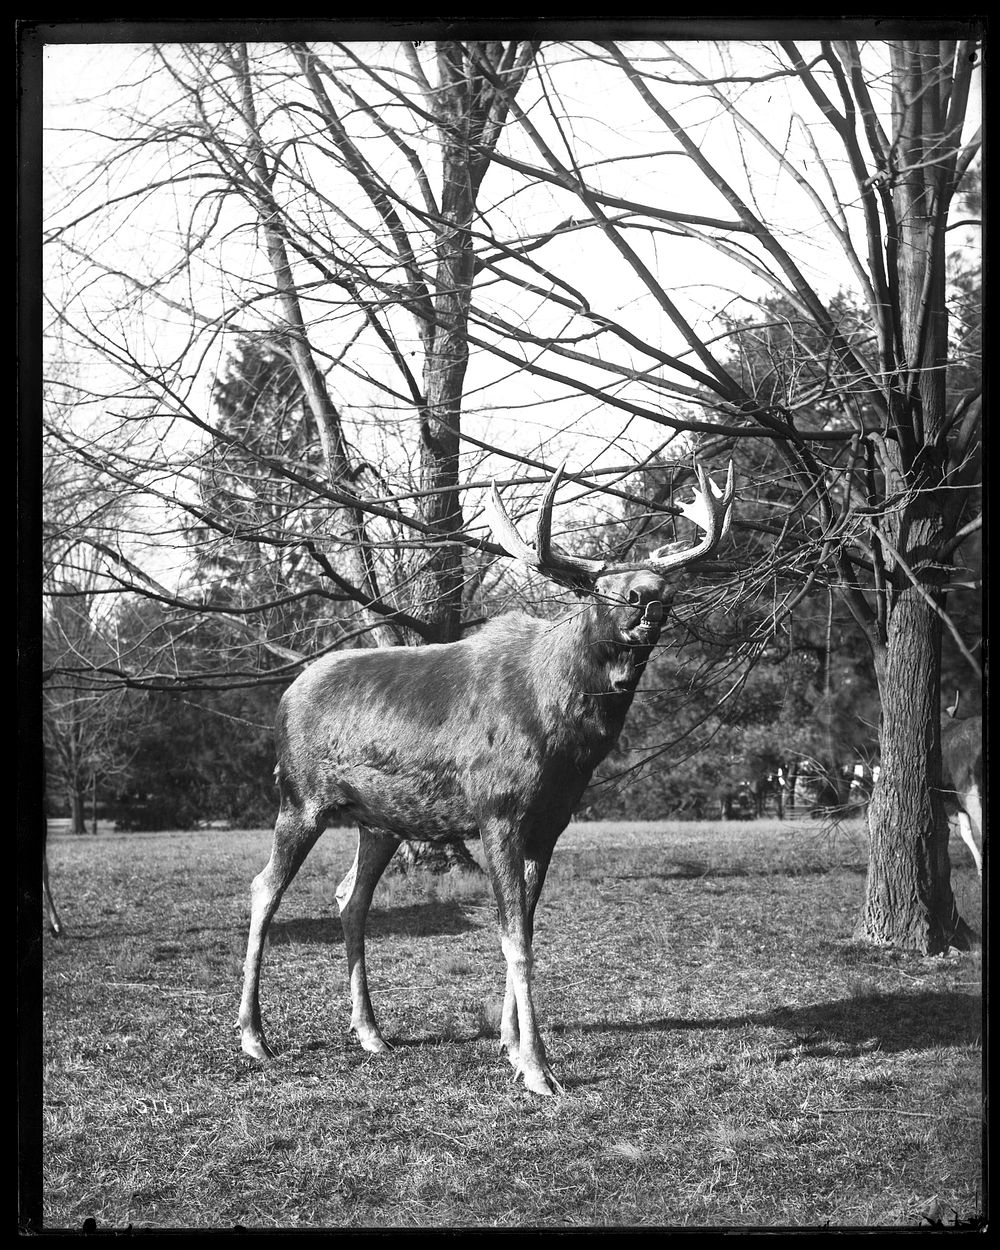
[268,899,481,946]
[605,861,868,882]
[553,989,982,1056]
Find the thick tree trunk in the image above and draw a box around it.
[412,41,538,648]
[855,590,977,952]
[412,44,478,647]
[416,280,467,646]
[855,43,977,952]
[399,47,479,869]
[394,837,484,875]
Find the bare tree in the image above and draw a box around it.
[42,419,148,831]
[44,31,981,945]
[43,561,147,833]
[469,35,982,949]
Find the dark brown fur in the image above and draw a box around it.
[238,570,675,1093]
[276,601,657,842]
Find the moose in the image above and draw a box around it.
[238,461,734,1095]
[941,693,984,877]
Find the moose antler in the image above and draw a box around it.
[485,461,607,589]
[645,461,734,574]
[487,460,735,589]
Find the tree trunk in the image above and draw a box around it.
[411,43,477,646]
[855,589,977,952]
[854,42,978,953]
[399,45,498,869]
[394,837,484,875]
[69,786,86,836]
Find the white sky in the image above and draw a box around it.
[40,36,982,583]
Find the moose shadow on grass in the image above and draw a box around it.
[605,861,868,882]
[267,899,482,946]
[553,989,981,1057]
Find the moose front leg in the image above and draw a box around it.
[499,840,557,1073]
[482,822,563,1096]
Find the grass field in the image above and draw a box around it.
[39,819,983,1230]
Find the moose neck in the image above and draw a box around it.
[545,599,656,721]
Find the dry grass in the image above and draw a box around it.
[37,819,983,1230]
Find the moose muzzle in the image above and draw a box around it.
[624,596,664,644]
[642,599,664,627]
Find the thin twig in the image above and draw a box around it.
[103,981,214,994]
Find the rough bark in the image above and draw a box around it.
[416,49,473,644]
[412,42,524,645]
[857,588,976,951]
[405,43,536,865]
[394,837,484,875]
[847,39,981,950]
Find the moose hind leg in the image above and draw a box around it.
[238,803,322,1060]
[337,824,399,1053]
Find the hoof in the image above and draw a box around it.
[514,1054,566,1097]
[519,1065,566,1097]
[352,1027,392,1055]
[241,1032,275,1062]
